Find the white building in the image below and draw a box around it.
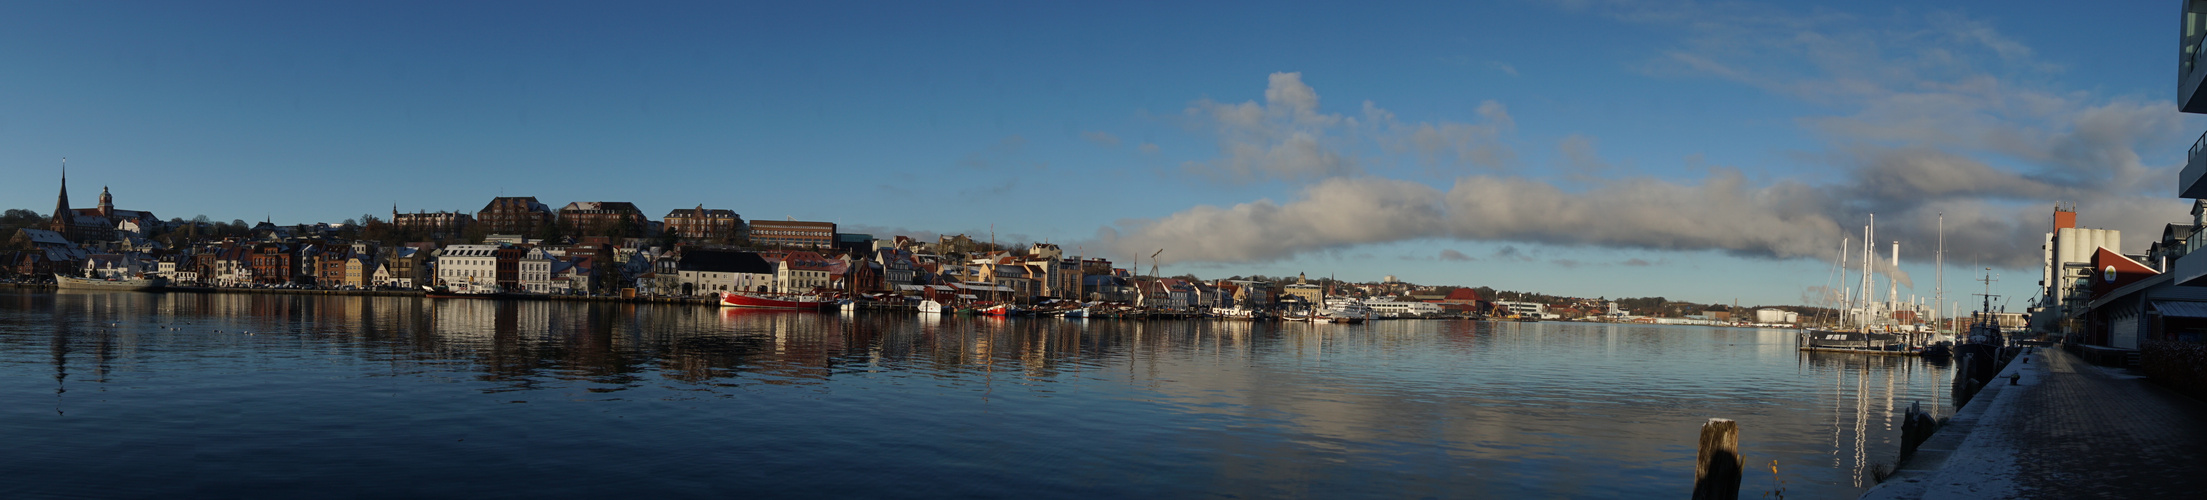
[1493,300,1551,319]
[1366,299,1443,317]
[675,250,777,296]
[437,245,502,294]
[517,248,556,294]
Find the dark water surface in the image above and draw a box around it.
[0,291,1952,498]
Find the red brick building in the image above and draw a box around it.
[476,197,555,235]
[663,206,745,243]
[750,220,836,249]
[249,243,297,284]
[558,201,648,236]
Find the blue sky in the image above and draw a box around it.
[1,1,2188,309]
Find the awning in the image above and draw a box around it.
[2153,301,2207,319]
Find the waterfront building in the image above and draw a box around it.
[212,247,252,286]
[476,197,555,235]
[1366,299,1443,317]
[769,251,832,293]
[662,206,745,243]
[675,249,776,295]
[1424,287,1487,313]
[550,259,589,293]
[1493,300,1550,319]
[436,244,503,294]
[248,243,296,285]
[379,247,429,289]
[558,201,648,236]
[343,256,376,288]
[514,248,557,294]
[751,220,837,249]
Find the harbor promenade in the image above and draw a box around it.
[1863,347,2207,499]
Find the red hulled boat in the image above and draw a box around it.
[718,291,832,311]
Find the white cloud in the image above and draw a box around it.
[1179,72,1520,183]
[1181,72,1360,183]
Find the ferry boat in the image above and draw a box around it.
[718,291,832,311]
[55,274,168,291]
[1320,298,1374,323]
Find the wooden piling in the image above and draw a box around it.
[1692,418,1742,500]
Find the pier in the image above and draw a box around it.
[1860,347,2207,499]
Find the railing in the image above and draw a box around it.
[2188,129,2207,199]
[2193,128,2207,162]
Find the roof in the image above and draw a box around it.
[560,201,642,213]
[481,196,550,212]
[2154,301,2207,319]
[16,228,70,246]
[663,207,738,218]
[677,249,777,274]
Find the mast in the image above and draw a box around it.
[1860,216,1874,329]
[1838,236,1851,328]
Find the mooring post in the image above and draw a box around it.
[1692,418,1742,500]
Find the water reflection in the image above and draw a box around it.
[0,292,1953,499]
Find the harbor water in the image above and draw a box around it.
[0,291,1953,498]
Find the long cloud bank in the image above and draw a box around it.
[1097,5,2192,276]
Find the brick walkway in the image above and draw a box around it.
[1867,347,2207,499]
[2004,348,2207,498]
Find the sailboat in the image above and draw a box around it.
[1800,215,1911,354]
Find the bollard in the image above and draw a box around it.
[1693,418,1742,500]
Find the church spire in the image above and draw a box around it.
[51,158,71,223]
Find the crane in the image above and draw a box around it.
[1150,249,1163,279]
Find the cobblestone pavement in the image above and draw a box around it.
[2005,348,2207,499]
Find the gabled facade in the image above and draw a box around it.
[775,251,834,293]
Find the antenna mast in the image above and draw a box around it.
[1936,213,1944,332]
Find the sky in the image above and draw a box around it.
[0,1,2192,309]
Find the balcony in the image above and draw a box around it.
[2185,1,2207,113]
[2178,246,2207,286]
[2185,130,2207,198]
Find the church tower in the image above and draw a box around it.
[98,186,113,217]
[51,166,71,225]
